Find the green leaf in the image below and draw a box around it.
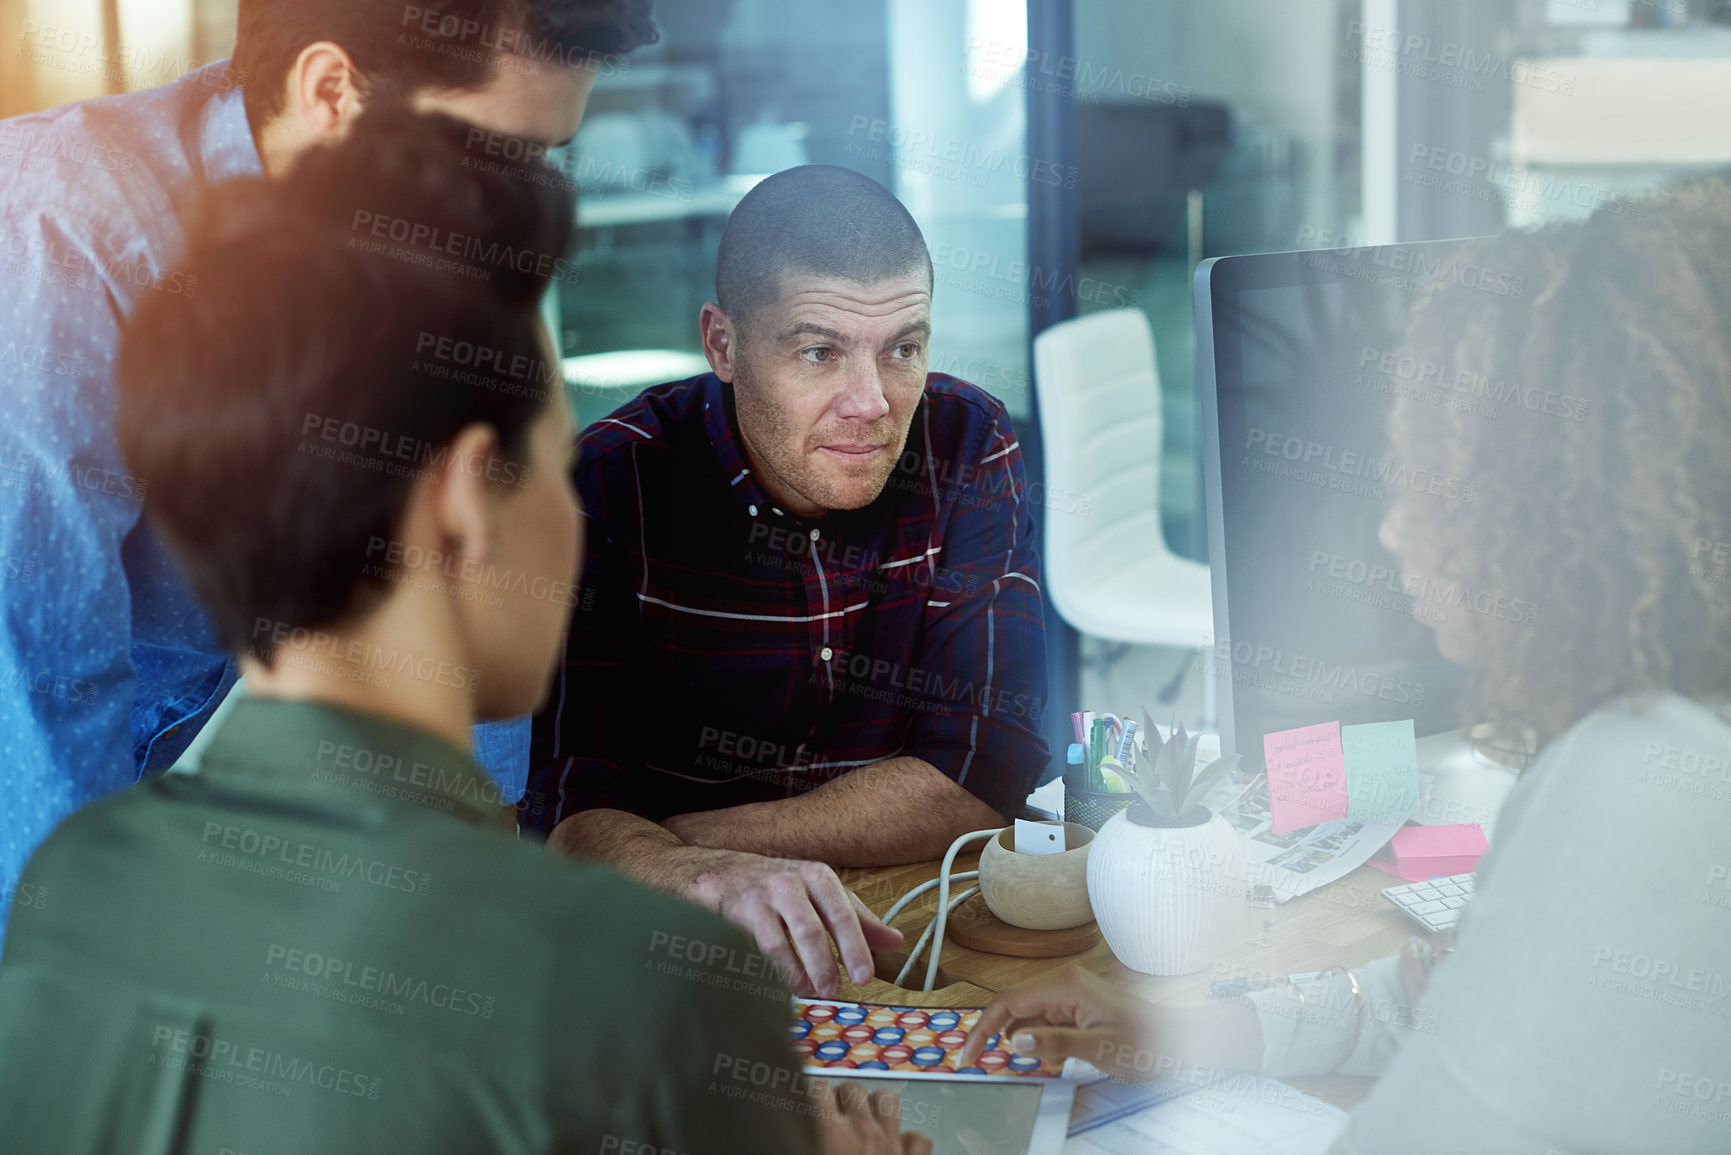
[1180,753,1240,814]
[1171,722,1199,803]
[1118,761,1166,816]
[1128,713,1225,818]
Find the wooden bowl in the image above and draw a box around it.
[977,822,1095,930]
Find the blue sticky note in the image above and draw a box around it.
[1343,719,1419,825]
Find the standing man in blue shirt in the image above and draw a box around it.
[0,0,655,948]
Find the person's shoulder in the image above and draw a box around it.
[1539,691,1731,799]
[23,777,155,859]
[922,371,1012,432]
[484,834,743,952]
[0,74,209,244]
[349,810,768,994]
[573,374,722,535]
[1493,691,1731,871]
[910,374,1024,504]
[575,374,714,474]
[919,370,1016,451]
[1,780,166,935]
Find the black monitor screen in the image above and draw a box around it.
[1195,244,1482,770]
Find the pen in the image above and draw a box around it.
[1115,719,1139,772]
[1209,971,1322,999]
[1089,718,1106,791]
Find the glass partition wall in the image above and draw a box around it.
[549,0,1034,429]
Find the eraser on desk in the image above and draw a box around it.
[1371,823,1488,881]
[1013,819,1065,856]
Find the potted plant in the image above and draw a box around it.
[1085,719,1247,975]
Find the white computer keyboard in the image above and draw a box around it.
[1381,872,1474,933]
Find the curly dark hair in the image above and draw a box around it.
[1386,180,1731,752]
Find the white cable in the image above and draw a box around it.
[893,884,980,989]
[925,828,1004,991]
[921,884,982,992]
[883,871,980,929]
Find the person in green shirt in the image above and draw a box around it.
[0,109,927,1155]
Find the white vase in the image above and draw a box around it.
[1085,806,1247,976]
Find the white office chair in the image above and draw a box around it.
[1032,309,1214,717]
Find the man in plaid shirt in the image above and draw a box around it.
[525,166,1049,995]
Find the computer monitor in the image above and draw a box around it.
[1193,241,1487,772]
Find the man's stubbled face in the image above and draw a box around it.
[726,269,931,516]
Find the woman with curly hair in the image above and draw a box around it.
[961,181,1731,1153]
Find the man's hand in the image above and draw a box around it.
[811,1080,933,1155]
[546,809,903,996]
[680,848,904,998]
[959,968,1155,1074]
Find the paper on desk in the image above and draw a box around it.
[1015,818,1067,855]
[1263,723,1348,833]
[1026,777,1066,821]
[1201,773,1429,902]
[1065,1073,1346,1155]
[1342,719,1420,826]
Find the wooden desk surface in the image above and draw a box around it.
[835,854,1423,1111]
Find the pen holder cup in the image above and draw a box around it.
[977,822,1095,931]
[1064,786,1139,832]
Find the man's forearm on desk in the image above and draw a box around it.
[546,806,860,908]
[545,808,708,894]
[663,757,1007,867]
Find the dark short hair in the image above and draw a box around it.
[117,109,574,663]
[232,0,659,134]
[715,165,933,329]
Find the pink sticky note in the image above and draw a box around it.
[1263,722,1349,833]
[1371,823,1488,881]
[1391,823,1487,859]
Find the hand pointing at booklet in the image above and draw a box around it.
[959,968,1264,1079]
[958,969,1155,1074]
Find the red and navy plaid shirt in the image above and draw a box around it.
[521,372,1049,835]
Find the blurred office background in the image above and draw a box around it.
[6,0,1731,762]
